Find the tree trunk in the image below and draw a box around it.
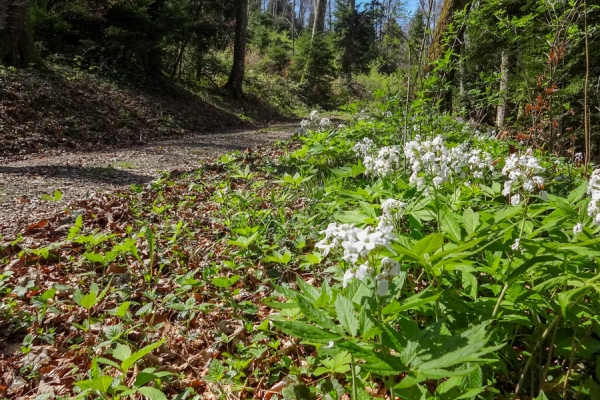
[224,0,249,99]
[0,0,43,68]
[427,0,471,65]
[496,50,509,128]
[312,0,327,37]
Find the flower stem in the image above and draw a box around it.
[492,200,529,318]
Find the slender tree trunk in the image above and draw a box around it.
[312,0,327,37]
[0,0,43,68]
[224,0,249,99]
[496,50,509,128]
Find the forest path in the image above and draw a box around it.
[0,123,297,237]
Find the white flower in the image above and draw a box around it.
[511,238,521,252]
[539,190,548,201]
[573,223,583,235]
[320,118,331,128]
[342,269,354,288]
[323,341,334,349]
[381,257,400,277]
[510,194,521,206]
[309,110,319,120]
[355,263,371,281]
[376,278,389,297]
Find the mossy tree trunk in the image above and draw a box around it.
[224,0,249,99]
[0,0,43,68]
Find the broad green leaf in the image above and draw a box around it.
[296,276,321,301]
[334,210,375,225]
[335,294,358,337]
[337,341,406,375]
[382,290,440,315]
[121,338,166,372]
[558,287,590,318]
[137,386,168,400]
[112,344,132,362]
[441,213,462,242]
[297,295,340,333]
[463,208,480,236]
[413,233,444,256]
[272,320,342,343]
[507,255,560,282]
[461,271,478,300]
[74,376,113,394]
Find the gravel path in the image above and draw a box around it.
[0,124,297,237]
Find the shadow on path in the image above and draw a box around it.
[0,165,153,186]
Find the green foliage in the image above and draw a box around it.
[289,33,337,107]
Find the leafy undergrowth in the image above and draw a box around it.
[2,109,600,400]
[0,64,293,158]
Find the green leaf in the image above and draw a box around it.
[558,287,590,318]
[272,320,342,343]
[296,295,340,333]
[212,277,231,288]
[335,294,358,337]
[334,209,375,225]
[461,271,478,300]
[413,233,444,256]
[441,212,462,242]
[112,344,132,362]
[137,386,168,400]
[121,339,166,372]
[74,291,97,310]
[507,255,560,282]
[382,290,440,315]
[337,341,406,375]
[296,276,321,302]
[463,208,480,236]
[74,376,113,394]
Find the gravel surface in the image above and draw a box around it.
[0,124,297,238]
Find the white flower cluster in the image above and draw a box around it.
[381,198,406,225]
[298,110,332,134]
[501,152,547,205]
[316,221,395,263]
[353,137,375,158]
[586,169,600,225]
[363,146,402,177]
[404,135,494,194]
[315,220,398,295]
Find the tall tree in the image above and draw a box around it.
[0,0,43,67]
[224,0,249,99]
[312,0,327,36]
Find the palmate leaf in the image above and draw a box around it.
[296,295,341,334]
[337,341,406,376]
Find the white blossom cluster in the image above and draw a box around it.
[586,169,600,225]
[501,152,547,206]
[362,146,403,177]
[353,137,375,158]
[380,198,406,225]
[315,220,399,295]
[404,135,494,194]
[298,110,332,134]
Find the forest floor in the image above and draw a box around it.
[0,123,297,238]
